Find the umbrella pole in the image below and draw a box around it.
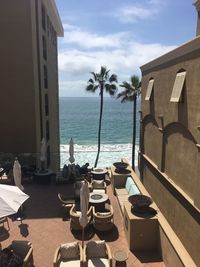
[82,227,84,248]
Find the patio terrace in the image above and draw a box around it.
[0,176,165,267]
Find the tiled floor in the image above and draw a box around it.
[0,178,165,267]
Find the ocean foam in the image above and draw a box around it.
[60,143,139,168]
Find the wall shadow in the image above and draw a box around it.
[95,225,119,242]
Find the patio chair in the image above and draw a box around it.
[0,216,10,231]
[91,179,107,193]
[92,203,114,231]
[58,193,75,218]
[74,181,92,200]
[53,241,83,267]
[69,204,92,231]
[11,240,34,267]
[83,240,112,267]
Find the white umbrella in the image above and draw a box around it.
[79,180,90,247]
[40,138,47,170]
[69,138,75,164]
[0,184,29,218]
[13,159,24,191]
[40,138,47,162]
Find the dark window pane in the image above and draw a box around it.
[42,36,47,60]
[43,65,48,88]
[41,5,46,31]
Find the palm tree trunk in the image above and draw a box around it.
[132,96,137,170]
[94,86,103,167]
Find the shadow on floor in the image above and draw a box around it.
[23,184,75,219]
[18,223,29,237]
[71,225,95,241]
[0,227,9,241]
[115,262,127,267]
[134,251,163,263]
[95,225,119,242]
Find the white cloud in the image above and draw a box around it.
[58,21,176,96]
[61,23,128,49]
[58,39,176,76]
[58,41,176,96]
[115,6,157,23]
[112,0,164,23]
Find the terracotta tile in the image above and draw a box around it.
[0,181,165,267]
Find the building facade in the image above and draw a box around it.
[139,2,200,265]
[0,0,63,171]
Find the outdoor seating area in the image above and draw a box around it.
[0,167,166,267]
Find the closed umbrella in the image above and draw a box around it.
[79,180,90,247]
[0,184,29,218]
[40,138,47,169]
[13,159,24,191]
[69,138,75,164]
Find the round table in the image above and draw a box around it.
[91,168,107,180]
[89,192,108,211]
[89,192,108,204]
[113,250,128,263]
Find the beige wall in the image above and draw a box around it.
[0,0,37,153]
[140,38,200,266]
[37,0,60,170]
[0,0,62,171]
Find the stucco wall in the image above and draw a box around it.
[140,38,200,266]
[0,0,37,153]
[141,162,200,266]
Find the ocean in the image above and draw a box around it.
[59,97,140,168]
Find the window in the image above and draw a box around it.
[41,5,46,31]
[43,65,48,88]
[42,36,47,60]
[145,79,154,100]
[170,71,186,102]
[45,94,49,116]
[47,16,50,37]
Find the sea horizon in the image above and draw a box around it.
[59,97,140,168]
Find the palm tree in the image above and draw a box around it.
[117,75,141,171]
[86,66,118,168]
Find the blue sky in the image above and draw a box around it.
[55,0,197,97]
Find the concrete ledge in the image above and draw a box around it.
[121,159,196,267]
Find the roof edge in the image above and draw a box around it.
[43,0,64,37]
[140,36,200,72]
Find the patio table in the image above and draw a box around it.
[89,192,108,211]
[113,250,128,264]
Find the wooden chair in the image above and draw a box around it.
[92,204,114,231]
[0,217,10,231]
[83,240,112,267]
[53,242,83,267]
[58,193,75,218]
[11,240,34,267]
[69,204,92,231]
[91,179,107,193]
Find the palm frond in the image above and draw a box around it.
[109,74,118,83]
[88,78,94,84]
[105,69,110,80]
[131,75,140,87]
[109,84,118,95]
[90,72,97,81]
[100,66,107,78]
[121,96,128,103]
[86,84,95,92]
